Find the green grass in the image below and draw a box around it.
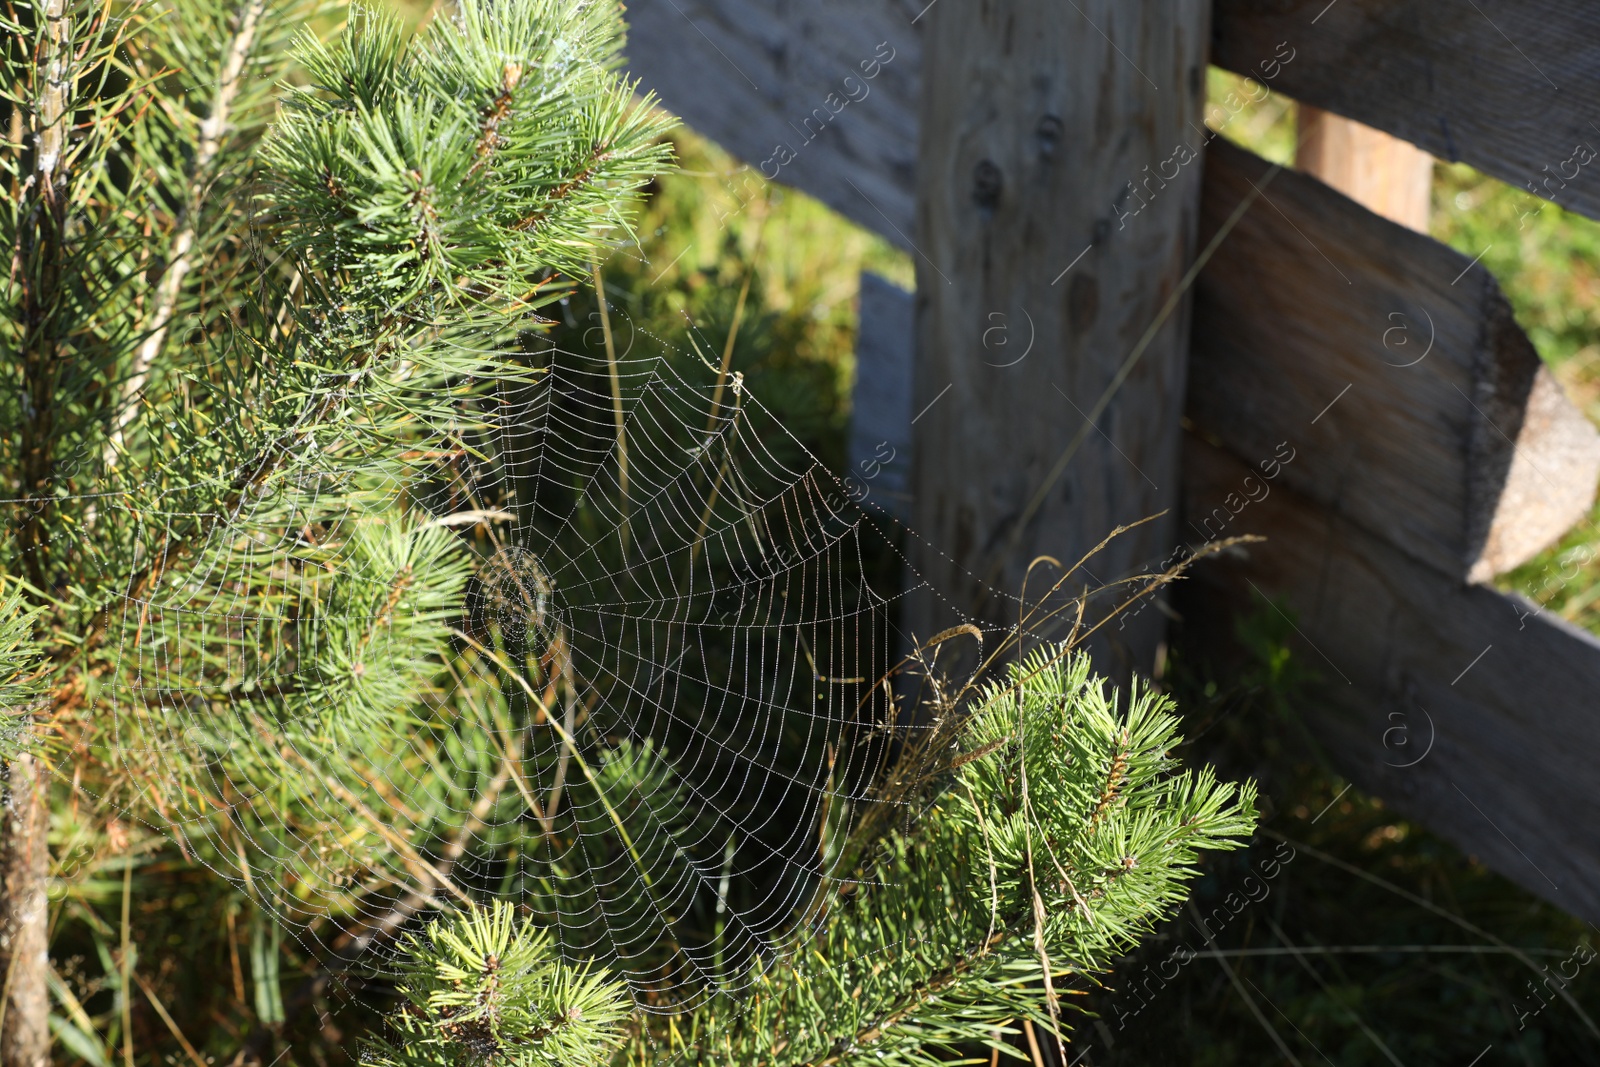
[584,125,911,475]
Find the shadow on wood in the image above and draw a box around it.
[1180,433,1600,925]
[904,0,1208,679]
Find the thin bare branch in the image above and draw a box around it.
[105,0,266,466]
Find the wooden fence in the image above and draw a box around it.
[621,0,1600,925]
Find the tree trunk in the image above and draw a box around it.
[908,0,1211,677]
[0,753,49,1067]
[3,0,70,1056]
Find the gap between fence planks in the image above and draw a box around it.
[847,273,914,521]
[1190,138,1600,584]
[1213,0,1600,223]
[1180,434,1600,926]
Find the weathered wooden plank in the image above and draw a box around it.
[1297,107,1432,232]
[627,1,1600,240]
[1190,139,1600,583]
[905,0,1209,673]
[848,139,1600,584]
[847,273,914,520]
[852,280,1600,918]
[1180,433,1600,926]
[1214,0,1600,222]
[621,0,921,248]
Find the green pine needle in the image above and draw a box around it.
[265,0,675,309]
[652,646,1258,1065]
[366,901,630,1067]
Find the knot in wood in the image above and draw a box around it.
[1035,114,1064,159]
[971,159,1003,209]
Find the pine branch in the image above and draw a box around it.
[364,902,630,1067]
[466,60,522,177]
[646,647,1257,1066]
[267,732,474,908]
[104,0,267,463]
[509,140,617,232]
[263,0,674,305]
[1089,731,1130,828]
[809,930,1011,1067]
[231,740,522,1067]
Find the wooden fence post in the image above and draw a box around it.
[908,0,1211,673]
[1297,106,1433,231]
[612,0,1600,924]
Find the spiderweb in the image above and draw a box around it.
[3,0,1173,1057]
[76,282,962,1021]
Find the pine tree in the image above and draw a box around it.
[3,0,666,1059]
[2,0,1256,1063]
